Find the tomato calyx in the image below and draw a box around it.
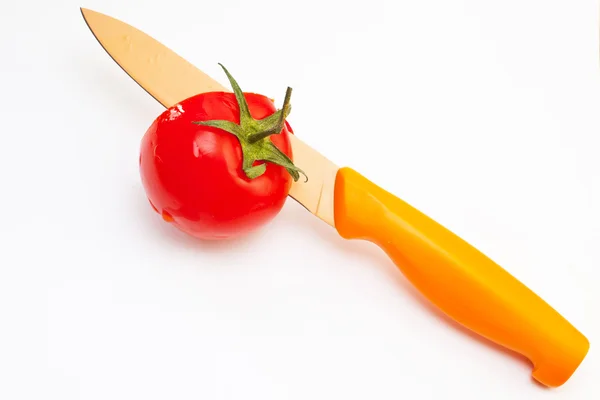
[193,64,307,182]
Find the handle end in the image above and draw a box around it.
[532,333,589,387]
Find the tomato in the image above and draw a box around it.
[139,64,305,240]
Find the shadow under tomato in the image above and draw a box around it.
[135,198,269,254]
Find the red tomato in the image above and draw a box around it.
[139,65,304,240]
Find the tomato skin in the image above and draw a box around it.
[139,91,294,240]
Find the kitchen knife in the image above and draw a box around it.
[80,8,589,387]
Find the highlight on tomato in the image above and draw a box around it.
[139,64,305,240]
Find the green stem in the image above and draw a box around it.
[192,64,306,182]
[247,87,292,144]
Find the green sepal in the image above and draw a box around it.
[192,119,244,138]
[192,64,306,182]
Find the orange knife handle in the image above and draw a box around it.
[333,167,589,387]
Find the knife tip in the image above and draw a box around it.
[80,7,97,18]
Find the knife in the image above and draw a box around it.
[80,8,588,387]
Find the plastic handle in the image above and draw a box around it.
[333,167,588,387]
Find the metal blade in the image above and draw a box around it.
[81,8,337,227]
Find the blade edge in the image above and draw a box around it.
[80,8,170,108]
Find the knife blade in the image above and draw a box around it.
[81,8,589,387]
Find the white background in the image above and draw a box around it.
[1,0,598,398]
